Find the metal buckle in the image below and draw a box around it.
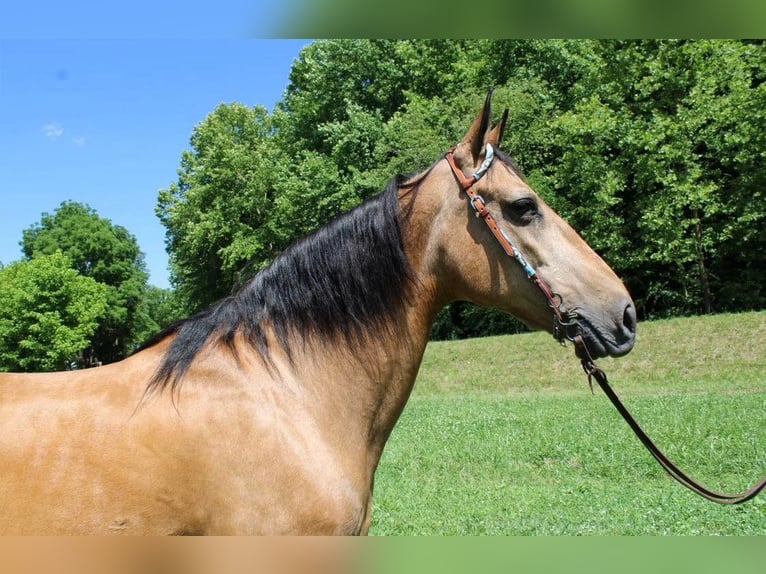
[469,194,485,215]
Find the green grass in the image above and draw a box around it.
[369,311,766,535]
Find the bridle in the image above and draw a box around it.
[445,145,581,344]
[445,144,766,504]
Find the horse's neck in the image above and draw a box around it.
[277,270,438,482]
[308,280,436,443]
[364,281,438,446]
[350,186,444,448]
[276,185,444,474]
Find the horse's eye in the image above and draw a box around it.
[503,197,539,224]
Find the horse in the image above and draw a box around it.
[0,92,636,534]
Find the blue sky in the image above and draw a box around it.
[0,39,311,288]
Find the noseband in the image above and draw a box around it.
[445,145,766,505]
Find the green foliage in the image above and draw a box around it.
[21,201,149,363]
[430,302,528,341]
[130,285,186,346]
[157,103,281,312]
[0,252,108,371]
[280,40,473,152]
[508,40,766,317]
[160,39,766,333]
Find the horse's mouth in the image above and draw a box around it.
[574,313,636,360]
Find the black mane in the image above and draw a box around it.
[143,175,416,394]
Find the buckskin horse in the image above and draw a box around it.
[0,93,636,534]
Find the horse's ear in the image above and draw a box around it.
[460,88,494,162]
[486,108,508,148]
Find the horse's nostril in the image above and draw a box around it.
[622,302,637,334]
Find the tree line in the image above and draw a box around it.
[159,40,765,334]
[2,39,764,370]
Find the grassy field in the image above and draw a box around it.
[369,311,766,535]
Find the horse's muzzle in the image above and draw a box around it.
[575,300,636,359]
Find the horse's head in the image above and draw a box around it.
[421,92,636,359]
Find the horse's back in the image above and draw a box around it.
[0,342,371,534]
[0,345,198,534]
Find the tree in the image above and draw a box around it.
[159,39,766,336]
[159,42,510,315]
[21,201,149,364]
[280,40,470,154]
[629,40,766,314]
[0,252,108,371]
[157,103,281,313]
[539,40,766,316]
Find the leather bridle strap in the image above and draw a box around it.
[576,338,766,504]
[446,145,766,505]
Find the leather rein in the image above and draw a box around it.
[445,145,766,504]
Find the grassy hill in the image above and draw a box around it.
[370,311,766,535]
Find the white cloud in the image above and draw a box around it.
[72,136,86,147]
[42,122,64,139]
